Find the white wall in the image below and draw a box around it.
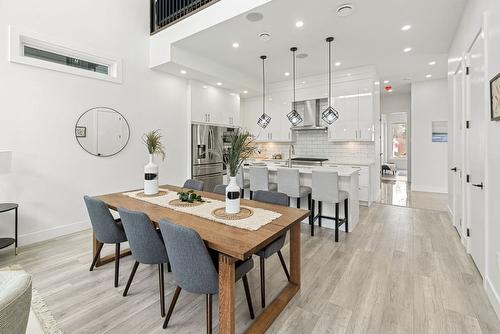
[0,0,189,246]
[447,0,500,317]
[411,79,448,193]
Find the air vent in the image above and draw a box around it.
[336,3,355,17]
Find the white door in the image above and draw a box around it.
[465,30,486,277]
[452,66,465,239]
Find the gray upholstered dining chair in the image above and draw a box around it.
[183,179,204,191]
[252,190,290,308]
[84,196,128,287]
[249,166,277,199]
[118,208,170,318]
[158,219,255,333]
[311,170,349,241]
[0,270,32,334]
[212,184,227,195]
[277,167,312,209]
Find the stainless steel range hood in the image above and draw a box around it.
[290,98,328,131]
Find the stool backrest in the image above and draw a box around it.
[249,166,270,191]
[277,168,300,197]
[159,219,219,295]
[84,196,126,244]
[312,170,340,203]
[235,166,245,189]
[183,179,204,191]
[118,208,169,264]
[253,190,288,206]
[213,184,227,195]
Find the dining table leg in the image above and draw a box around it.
[219,253,236,334]
[289,221,301,286]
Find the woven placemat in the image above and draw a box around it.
[169,199,204,207]
[212,207,254,220]
[136,190,168,198]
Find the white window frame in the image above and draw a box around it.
[8,25,122,83]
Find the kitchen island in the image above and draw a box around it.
[243,163,360,232]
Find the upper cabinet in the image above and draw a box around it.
[190,80,240,127]
[328,79,375,142]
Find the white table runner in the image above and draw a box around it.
[122,189,282,231]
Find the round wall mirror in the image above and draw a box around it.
[75,107,130,157]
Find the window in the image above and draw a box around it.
[24,46,109,75]
[391,123,407,158]
[9,26,122,83]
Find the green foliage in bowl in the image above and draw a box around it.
[177,190,205,203]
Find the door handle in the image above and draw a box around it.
[472,182,484,189]
[451,167,457,172]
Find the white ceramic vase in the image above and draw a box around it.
[144,154,159,195]
[225,176,241,214]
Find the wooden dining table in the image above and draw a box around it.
[93,185,310,334]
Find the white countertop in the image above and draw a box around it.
[247,157,375,167]
[244,164,360,177]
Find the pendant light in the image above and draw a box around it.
[322,37,339,125]
[287,47,303,126]
[257,55,271,128]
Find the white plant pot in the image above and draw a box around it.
[225,176,241,214]
[144,154,159,195]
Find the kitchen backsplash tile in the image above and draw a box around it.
[253,131,376,160]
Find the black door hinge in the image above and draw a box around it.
[466,67,470,75]
[467,228,470,237]
[466,174,471,183]
[466,121,470,128]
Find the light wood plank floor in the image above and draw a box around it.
[0,203,498,333]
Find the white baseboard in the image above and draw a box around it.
[411,184,448,193]
[485,276,500,320]
[19,220,91,246]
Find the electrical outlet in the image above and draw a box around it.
[497,251,500,272]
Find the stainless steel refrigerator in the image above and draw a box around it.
[191,124,224,191]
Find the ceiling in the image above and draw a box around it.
[173,0,466,95]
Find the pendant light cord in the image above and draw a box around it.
[328,38,332,108]
[292,48,296,111]
[261,55,266,115]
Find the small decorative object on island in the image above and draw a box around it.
[220,131,256,214]
[143,129,166,195]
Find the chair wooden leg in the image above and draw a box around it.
[250,190,253,200]
[167,261,172,273]
[206,294,213,334]
[159,264,165,317]
[90,242,103,271]
[318,201,323,227]
[163,286,182,329]
[308,193,312,210]
[242,275,255,319]
[335,203,340,242]
[310,199,315,236]
[114,243,120,287]
[277,250,290,281]
[260,256,266,308]
[297,197,301,209]
[241,189,245,199]
[344,198,349,233]
[123,261,139,296]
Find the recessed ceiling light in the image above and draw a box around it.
[295,21,304,28]
[383,80,390,84]
[259,33,271,41]
[374,81,380,85]
[268,97,273,101]
[296,53,308,59]
[246,12,264,22]
[336,3,355,17]
[180,70,187,74]
[301,81,306,84]
[426,74,432,78]
[243,90,248,94]
[232,42,239,48]
[335,62,342,66]
[217,82,222,86]
[428,61,436,65]
[401,25,412,31]
[284,72,290,76]
[403,47,412,53]
[203,85,208,89]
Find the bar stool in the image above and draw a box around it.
[277,168,312,209]
[235,166,250,198]
[249,166,277,199]
[310,170,349,242]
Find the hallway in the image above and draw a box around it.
[379,180,449,212]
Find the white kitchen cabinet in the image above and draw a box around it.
[323,163,375,206]
[190,80,240,127]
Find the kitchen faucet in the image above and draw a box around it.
[288,144,295,168]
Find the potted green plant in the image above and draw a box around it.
[143,129,165,195]
[220,131,256,213]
